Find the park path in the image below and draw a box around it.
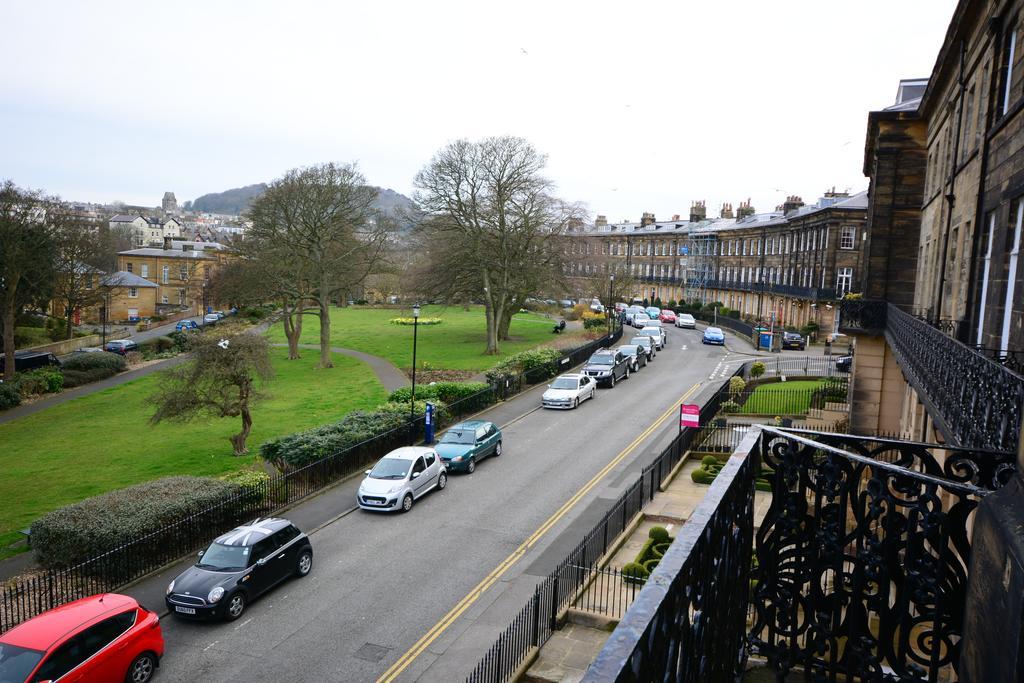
[273,343,409,392]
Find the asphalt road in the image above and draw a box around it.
[152,326,735,682]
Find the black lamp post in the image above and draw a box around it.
[409,303,421,443]
[608,274,615,336]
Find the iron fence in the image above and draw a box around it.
[754,354,845,378]
[0,331,622,632]
[569,565,647,621]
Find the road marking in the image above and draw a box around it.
[203,640,219,652]
[234,618,253,630]
[375,382,701,683]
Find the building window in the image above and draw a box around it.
[162,265,169,284]
[977,213,996,345]
[840,226,856,249]
[180,265,188,280]
[126,262,133,273]
[128,287,138,298]
[1001,25,1018,116]
[1002,199,1023,353]
[140,264,148,278]
[162,295,168,304]
[836,267,853,296]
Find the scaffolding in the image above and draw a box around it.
[686,229,718,305]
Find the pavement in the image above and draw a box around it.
[273,343,410,392]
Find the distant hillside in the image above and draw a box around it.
[189,183,416,222]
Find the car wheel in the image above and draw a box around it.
[467,458,476,474]
[610,373,616,387]
[295,549,313,577]
[126,652,157,683]
[494,441,502,456]
[625,366,630,379]
[402,492,414,512]
[437,471,447,490]
[224,592,246,621]
[574,397,579,408]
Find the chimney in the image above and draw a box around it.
[671,214,680,221]
[782,195,805,214]
[640,212,656,227]
[567,217,584,232]
[736,199,755,220]
[163,236,173,250]
[720,202,734,219]
[595,215,608,228]
[823,186,849,199]
[689,200,706,223]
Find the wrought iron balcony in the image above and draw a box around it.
[585,427,1016,683]
[839,299,1024,452]
[699,278,838,300]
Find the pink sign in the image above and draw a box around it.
[680,403,700,428]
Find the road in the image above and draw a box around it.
[152,326,737,682]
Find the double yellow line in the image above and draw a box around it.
[376,382,701,683]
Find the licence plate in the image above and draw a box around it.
[175,606,196,615]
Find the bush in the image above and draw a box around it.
[485,348,563,386]
[750,361,765,379]
[701,455,721,468]
[62,351,127,373]
[387,381,491,407]
[31,476,243,569]
[125,351,144,365]
[581,312,606,329]
[720,400,740,414]
[622,562,649,584]
[648,526,670,542]
[729,376,746,396]
[642,558,662,573]
[13,367,64,397]
[168,330,191,352]
[0,382,21,410]
[390,317,442,326]
[62,367,118,388]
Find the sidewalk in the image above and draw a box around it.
[272,343,410,392]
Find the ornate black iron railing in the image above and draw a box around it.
[699,278,837,301]
[839,300,1024,452]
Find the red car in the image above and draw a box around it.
[0,593,163,683]
[658,309,677,323]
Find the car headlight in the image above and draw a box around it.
[387,484,403,494]
[208,586,225,603]
[166,580,175,596]
[452,455,463,462]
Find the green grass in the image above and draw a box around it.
[0,348,386,556]
[740,380,826,415]
[266,305,569,371]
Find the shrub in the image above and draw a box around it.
[62,351,127,372]
[125,351,144,365]
[485,348,563,386]
[729,376,746,396]
[13,367,64,397]
[701,455,720,468]
[390,317,442,326]
[750,361,766,379]
[648,526,670,542]
[168,330,191,352]
[642,558,661,573]
[62,367,118,388]
[622,562,649,584]
[388,381,491,406]
[581,312,606,329]
[0,382,21,410]
[31,476,243,569]
[720,400,740,414]
[152,336,176,352]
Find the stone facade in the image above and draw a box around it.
[116,241,225,314]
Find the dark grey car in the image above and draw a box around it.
[616,344,648,372]
[583,350,630,387]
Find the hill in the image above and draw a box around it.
[189,183,416,221]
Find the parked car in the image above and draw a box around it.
[616,344,648,371]
[166,518,312,622]
[836,355,853,373]
[702,327,726,345]
[203,313,220,324]
[589,298,605,314]
[213,311,227,319]
[175,319,199,331]
[632,314,652,329]
[358,446,447,512]
[103,339,138,355]
[640,326,667,350]
[435,420,502,472]
[624,305,646,325]
[675,313,697,329]
[558,299,574,309]
[630,335,656,360]
[644,306,660,319]
[658,309,677,324]
[0,593,164,683]
[541,373,597,409]
[0,350,61,373]
[582,350,630,387]
[614,302,628,313]
[782,331,806,350]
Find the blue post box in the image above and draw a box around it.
[424,402,435,444]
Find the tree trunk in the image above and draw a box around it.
[65,305,75,340]
[230,405,253,455]
[318,293,333,368]
[497,300,518,341]
[2,300,15,381]
[484,303,499,355]
[282,299,302,360]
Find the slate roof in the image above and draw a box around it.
[100,271,158,288]
[117,248,214,259]
[110,214,144,223]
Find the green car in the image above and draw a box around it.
[435,420,503,474]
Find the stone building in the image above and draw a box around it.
[162,191,178,214]
[109,214,183,248]
[116,239,227,314]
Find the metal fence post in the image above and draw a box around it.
[550,572,559,631]
[532,588,542,645]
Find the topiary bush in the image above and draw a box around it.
[31,476,243,569]
[622,561,649,585]
[750,361,765,379]
[729,376,746,396]
[0,382,21,410]
[62,351,127,373]
[648,526,670,542]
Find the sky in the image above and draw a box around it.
[1,1,957,221]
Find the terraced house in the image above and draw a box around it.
[564,191,868,334]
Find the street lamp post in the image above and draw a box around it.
[409,303,421,444]
[608,274,615,336]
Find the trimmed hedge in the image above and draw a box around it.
[62,367,118,388]
[0,382,21,410]
[387,381,491,407]
[390,317,442,326]
[485,348,563,385]
[62,351,127,373]
[31,476,243,569]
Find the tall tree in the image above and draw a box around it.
[413,137,581,354]
[149,332,273,455]
[246,163,391,367]
[0,181,57,379]
[51,207,106,339]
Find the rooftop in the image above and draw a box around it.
[117,248,215,259]
[100,271,158,288]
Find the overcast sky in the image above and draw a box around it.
[2,1,956,220]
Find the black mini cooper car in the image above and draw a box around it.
[166,517,313,621]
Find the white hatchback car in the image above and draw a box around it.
[357,447,447,513]
[675,313,696,329]
[542,373,597,409]
[640,326,667,350]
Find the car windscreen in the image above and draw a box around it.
[369,457,411,480]
[550,377,579,390]
[197,541,252,571]
[440,429,476,444]
[630,338,649,346]
[0,643,44,683]
[588,354,614,365]
[617,346,638,355]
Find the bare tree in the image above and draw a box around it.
[149,333,273,455]
[51,207,107,339]
[246,163,392,367]
[413,137,582,354]
[0,182,56,379]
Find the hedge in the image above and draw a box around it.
[13,367,64,397]
[485,348,563,385]
[390,317,442,326]
[62,367,119,388]
[0,383,21,410]
[387,381,491,407]
[31,476,243,569]
[62,351,127,373]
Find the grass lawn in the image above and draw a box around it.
[266,305,577,371]
[0,348,386,557]
[741,380,826,415]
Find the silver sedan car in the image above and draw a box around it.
[357,447,447,513]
